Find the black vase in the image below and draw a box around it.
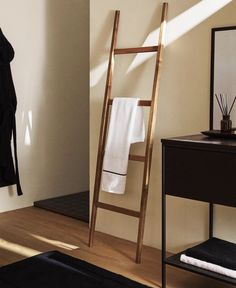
[221,115,232,133]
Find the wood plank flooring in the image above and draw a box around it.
[0,207,233,288]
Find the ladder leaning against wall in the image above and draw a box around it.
[89,2,168,264]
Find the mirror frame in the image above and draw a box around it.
[210,25,236,129]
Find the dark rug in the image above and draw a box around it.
[0,251,150,288]
[34,191,89,223]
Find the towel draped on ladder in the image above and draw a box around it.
[101,97,145,194]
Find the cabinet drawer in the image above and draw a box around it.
[163,145,236,207]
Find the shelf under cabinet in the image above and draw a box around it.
[165,251,236,286]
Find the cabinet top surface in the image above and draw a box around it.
[161,134,236,149]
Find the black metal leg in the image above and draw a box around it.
[162,146,166,288]
[162,191,166,288]
[162,190,166,288]
[209,203,214,238]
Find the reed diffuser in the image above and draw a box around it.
[215,93,236,132]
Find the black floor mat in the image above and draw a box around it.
[34,192,89,223]
[0,251,150,288]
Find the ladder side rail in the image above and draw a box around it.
[136,2,168,263]
[89,10,120,247]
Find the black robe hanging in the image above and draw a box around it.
[0,28,22,196]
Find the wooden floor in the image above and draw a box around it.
[0,206,233,288]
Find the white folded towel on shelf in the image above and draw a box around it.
[101,97,145,194]
[180,254,236,279]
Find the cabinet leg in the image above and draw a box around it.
[162,183,166,287]
[162,262,166,288]
[209,203,214,238]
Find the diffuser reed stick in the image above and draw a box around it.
[215,93,236,132]
[215,93,236,117]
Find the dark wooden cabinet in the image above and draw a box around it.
[161,134,236,287]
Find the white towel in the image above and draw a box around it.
[101,97,145,194]
[180,254,236,279]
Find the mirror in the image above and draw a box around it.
[210,26,236,130]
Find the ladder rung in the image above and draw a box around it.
[108,99,151,106]
[96,202,140,218]
[129,154,145,162]
[114,46,158,55]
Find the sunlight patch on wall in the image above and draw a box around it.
[128,0,232,72]
[90,60,109,87]
[23,110,33,146]
[24,126,31,146]
[28,110,33,129]
[90,0,232,86]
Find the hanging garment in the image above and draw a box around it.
[101,97,145,194]
[0,28,22,196]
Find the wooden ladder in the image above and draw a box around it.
[89,2,168,264]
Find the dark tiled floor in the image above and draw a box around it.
[34,191,89,223]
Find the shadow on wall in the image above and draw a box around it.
[26,0,89,201]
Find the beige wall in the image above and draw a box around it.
[0,0,89,212]
[90,0,236,252]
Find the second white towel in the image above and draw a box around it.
[101,97,145,194]
[180,254,236,279]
